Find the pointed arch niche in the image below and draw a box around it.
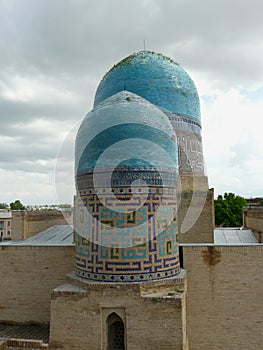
[107,312,125,350]
[101,308,126,350]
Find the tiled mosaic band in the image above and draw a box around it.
[75,262,180,283]
[75,180,179,282]
[76,167,178,190]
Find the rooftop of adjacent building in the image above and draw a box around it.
[0,323,49,344]
[0,224,73,246]
[213,227,258,244]
[245,197,263,206]
[0,224,259,246]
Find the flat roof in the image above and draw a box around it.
[0,225,259,247]
[0,323,49,343]
[1,225,74,246]
[213,228,258,245]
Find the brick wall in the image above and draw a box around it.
[243,207,263,242]
[177,189,214,243]
[1,241,263,349]
[11,212,25,241]
[183,245,263,350]
[49,276,187,350]
[0,245,74,323]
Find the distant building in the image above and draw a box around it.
[11,210,72,241]
[0,210,12,241]
[245,197,263,207]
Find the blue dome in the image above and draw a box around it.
[75,91,180,283]
[94,51,200,120]
[76,91,178,175]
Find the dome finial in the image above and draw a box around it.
[143,39,146,51]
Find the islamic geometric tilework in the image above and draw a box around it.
[76,167,178,190]
[75,183,180,283]
[177,131,204,175]
[162,111,205,176]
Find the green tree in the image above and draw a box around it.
[10,200,26,210]
[214,193,247,227]
[0,203,8,209]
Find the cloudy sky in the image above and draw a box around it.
[0,0,262,205]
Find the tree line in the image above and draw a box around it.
[0,200,26,210]
[214,192,247,227]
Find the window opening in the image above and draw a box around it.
[107,313,125,350]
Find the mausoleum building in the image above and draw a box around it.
[49,51,214,350]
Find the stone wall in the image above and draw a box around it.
[0,245,74,323]
[243,207,263,242]
[182,244,263,350]
[12,211,72,241]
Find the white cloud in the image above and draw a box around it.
[201,87,263,197]
[0,0,262,203]
[0,74,80,105]
[0,169,57,205]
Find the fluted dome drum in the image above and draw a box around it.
[75,91,180,282]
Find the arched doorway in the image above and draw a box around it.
[107,312,125,350]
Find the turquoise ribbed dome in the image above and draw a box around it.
[75,91,180,283]
[94,51,200,120]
